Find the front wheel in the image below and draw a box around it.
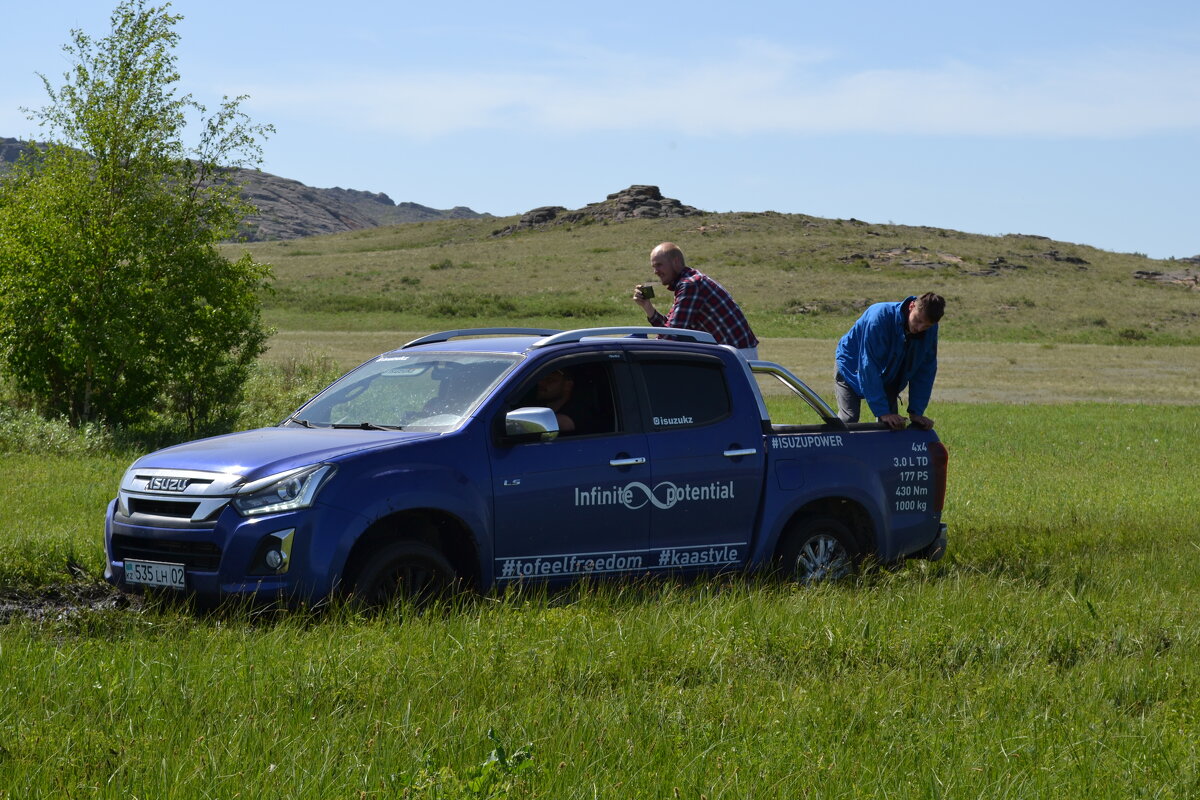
[777,515,860,584]
[349,541,457,606]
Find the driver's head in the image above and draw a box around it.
[535,369,573,403]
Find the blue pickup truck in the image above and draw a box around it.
[104,326,948,604]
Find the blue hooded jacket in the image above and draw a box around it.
[835,296,938,418]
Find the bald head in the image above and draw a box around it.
[650,242,686,285]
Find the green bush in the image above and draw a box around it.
[0,1,272,429]
[236,355,343,429]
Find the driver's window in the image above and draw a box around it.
[516,362,619,437]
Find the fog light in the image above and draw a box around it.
[250,528,295,576]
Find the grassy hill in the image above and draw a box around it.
[224,210,1199,347]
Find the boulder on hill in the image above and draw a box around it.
[494,185,703,236]
[1133,267,1199,289]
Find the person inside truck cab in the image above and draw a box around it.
[517,367,612,436]
[533,369,585,434]
[834,292,945,431]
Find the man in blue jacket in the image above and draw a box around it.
[835,293,946,430]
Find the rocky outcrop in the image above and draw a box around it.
[493,185,703,236]
[579,185,703,221]
[0,136,31,165]
[1038,249,1089,266]
[233,168,491,241]
[838,247,968,270]
[0,137,489,241]
[234,170,378,240]
[1133,267,1200,289]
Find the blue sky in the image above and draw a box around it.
[3,1,1198,258]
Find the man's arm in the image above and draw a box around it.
[857,325,896,419]
[905,330,938,416]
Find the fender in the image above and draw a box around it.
[754,451,892,564]
[753,485,887,564]
[315,458,492,585]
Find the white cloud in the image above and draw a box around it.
[243,44,1200,139]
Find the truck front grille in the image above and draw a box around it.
[128,498,201,519]
[110,533,222,570]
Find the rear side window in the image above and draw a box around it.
[639,359,731,429]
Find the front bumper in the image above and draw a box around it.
[103,500,346,602]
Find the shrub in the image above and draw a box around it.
[0,407,114,455]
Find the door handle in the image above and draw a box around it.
[609,456,647,467]
[723,448,757,458]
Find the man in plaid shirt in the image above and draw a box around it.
[632,242,760,359]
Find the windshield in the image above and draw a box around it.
[289,352,521,432]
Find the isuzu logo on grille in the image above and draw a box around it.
[148,476,191,492]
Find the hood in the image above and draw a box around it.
[131,426,441,479]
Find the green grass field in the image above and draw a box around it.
[2,213,1198,797]
[1,404,1198,797]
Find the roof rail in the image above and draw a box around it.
[531,326,717,348]
[402,328,563,349]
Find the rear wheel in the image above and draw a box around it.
[778,515,859,584]
[349,541,457,606]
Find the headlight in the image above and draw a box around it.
[232,464,335,517]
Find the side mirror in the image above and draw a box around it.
[504,407,560,443]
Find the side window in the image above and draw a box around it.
[640,359,731,429]
[512,361,620,437]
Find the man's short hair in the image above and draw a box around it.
[915,292,945,323]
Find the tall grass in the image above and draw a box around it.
[0,355,344,459]
[1,403,1197,797]
[235,354,344,429]
[0,407,115,456]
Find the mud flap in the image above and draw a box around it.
[910,523,948,562]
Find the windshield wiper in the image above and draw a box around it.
[284,416,314,428]
[331,422,404,431]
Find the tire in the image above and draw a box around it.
[777,515,860,585]
[349,540,457,607]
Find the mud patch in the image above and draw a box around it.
[0,583,142,623]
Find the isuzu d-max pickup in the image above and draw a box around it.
[104,326,948,604]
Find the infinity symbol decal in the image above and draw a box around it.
[621,481,682,510]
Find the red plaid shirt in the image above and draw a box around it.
[649,267,758,349]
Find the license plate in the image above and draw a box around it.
[125,559,186,590]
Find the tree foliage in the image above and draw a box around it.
[0,0,273,430]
